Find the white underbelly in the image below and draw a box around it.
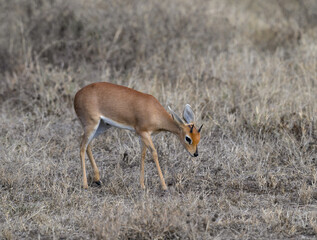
[100,116,134,131]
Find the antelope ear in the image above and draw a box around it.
[183,104,195,124]
[168,106,184,125]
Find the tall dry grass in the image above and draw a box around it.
[1,0,317,239]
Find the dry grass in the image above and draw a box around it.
[1,0,317,239]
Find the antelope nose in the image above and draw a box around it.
[193,148,199,157]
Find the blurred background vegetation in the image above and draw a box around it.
[1,0,316,74]
[1,0,316,119]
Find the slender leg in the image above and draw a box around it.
[151,148,167,190]
[80,122,99,189]
[140,143,147,189]
[80,135,89,189]
[140,132,167,190]
[87,144,101,184]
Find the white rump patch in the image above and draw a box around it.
[100,116,134,131]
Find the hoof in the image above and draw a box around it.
[157,187,169,197]
[94,180,102,186]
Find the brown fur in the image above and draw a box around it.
[74,82,201,190]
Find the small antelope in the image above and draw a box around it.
[74,82,203,190]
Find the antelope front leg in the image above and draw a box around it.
[151,148,167,190]
[140,132,167,190]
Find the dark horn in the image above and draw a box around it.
[198,124,203,133]
[190,124,194,133]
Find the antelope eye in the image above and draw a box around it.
[185,136,192,144]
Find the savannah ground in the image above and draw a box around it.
[1,0,317,239]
